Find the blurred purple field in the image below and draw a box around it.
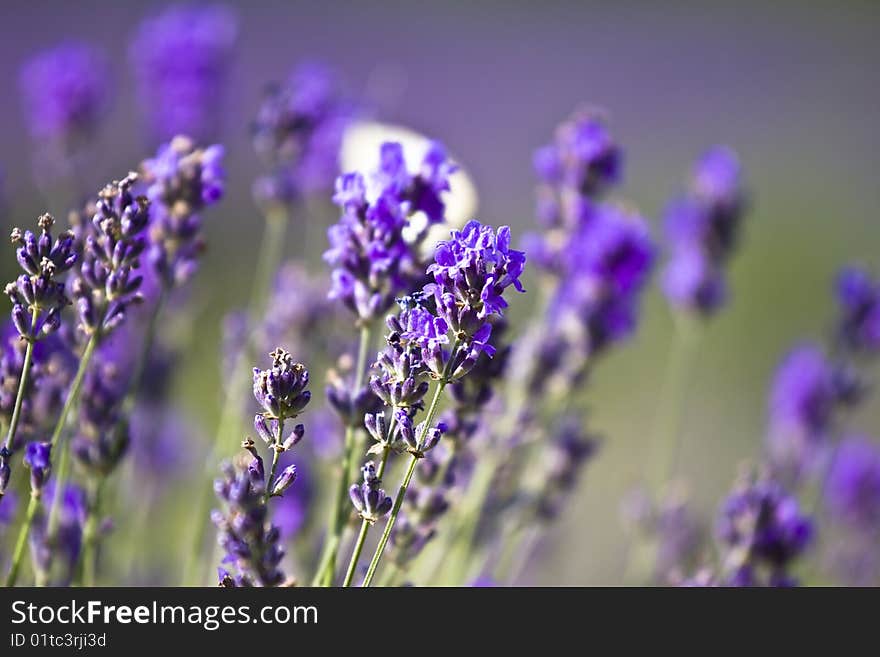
[0,1,878,587]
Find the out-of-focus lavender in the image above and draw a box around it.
[252,62,352,208]
[140,136,226,289]
[214,349,310,587]
[29,483,87,586]
[324,141,457,324]
[130,4,238,145]
[834,266,880,355]
[661,147,747,316]
[19,42,112,150]
[714,473,813,586]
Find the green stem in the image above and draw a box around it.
[362,368,451,587]
[81,475,106,587]
[45,334,100,535]
[264,417,285,504]
[650,313,702,489]
[313,324,373,586]
[342,518,371,587]
[0,308,40,461]
[184,205,289,585]
[4,495,39,587]
[342,439,394,587]
[5,333,98,587]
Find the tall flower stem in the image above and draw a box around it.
[342,422,395,587]
[362,365,451,588]
[0,307,41,475]
[650,313,702,489]
[619,313,701,585]
[185,205,289,585]
[4,495,38,586]
[264,417,286,504]
[314,324,372,586]
[89,290,167,582]
[5,332,98,587]
[80,474,106,586]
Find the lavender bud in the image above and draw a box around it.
[271,465,298,497]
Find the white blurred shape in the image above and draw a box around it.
[340,120,478,247]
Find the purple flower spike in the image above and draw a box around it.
[349,461,393,524]
[660,146,747,317]
[252,348,311,421]
[23,441,52,494]
[825,437,880,533]
[324,140,457,322]
[130,4,238,143]
[834,266,880,354]
[141,136,226,288]
[252,61,352,206]
[19,42,112,144]
[716,473,812,586]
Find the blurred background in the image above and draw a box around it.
[1,0,878,584]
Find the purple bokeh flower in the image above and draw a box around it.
[765,343,854,479]
[834,266,880,354]
[130,4,238,143]
[29,483,87,586]
[324,141,457,323]
[19,42,112,144]
[825,437,880,533]
[252,62,352,206]
[141,136,226,288]
[661,146,747,316]
[716,474,813,586]
[72,173,150,337]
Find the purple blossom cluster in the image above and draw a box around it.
[834,266,880,354]
[7,215,77,341]
[252,62,352,206]
[19,42,112,145]
[765,344,858,479]
[140,136,226,288]
[715,473,813,586]
[214,349,310,587]
[130,4,238,144]
[72,173,150,337]
[661,147,747,316]
[29,484,87,587]
[325,141,457,323]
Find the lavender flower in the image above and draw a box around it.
[834,266,880,354]
[349,461,393,524]
[72,173,150,336]
[23,441,52,495]
[7,214,77,341]
[824,437,880,533]
[716,473,813,586]
[19,42,112,145]
[215,349,311,586]
[71,357,129,476]
[252,62,351,206]
[324,141,457,323]
[252,348,311,424]
[528,110,621,273]
[766,344,854,479]
[661,147,747,316]
[421,220,525,378]
[29,484,87,587]
[213,458,287,587]
[535,416,599,520]
[130,4,238,143]
[0,328,75,457]
[822,439,880,585]
[140,136,226,287]
[551,206,654,354]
